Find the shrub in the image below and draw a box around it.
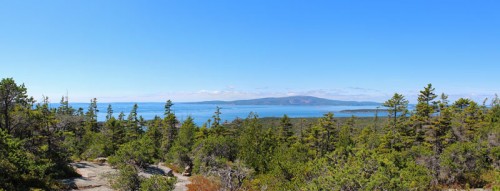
[140,175,176,191]
[111,164,140,191]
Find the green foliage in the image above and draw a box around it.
[85,98,99,132]
[0,128,59,190]
[440,142,490,187]
[384,93,409,130]
[167,116,197,167]
[109,135,156,168]
[125,103,143,141]
[80,131,108,159]
[140,175,176,191]
[1,78,499,190]
[278,114,294,143]
[416,83,438,120]
[103,116,126,155]
[192,135,238,174]
[161,101,179,158]
[238,113,277,173]
[111,164,141,191]
[399,162,432,190]
[0,78,31,134]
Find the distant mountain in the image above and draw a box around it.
[187,96,381,106]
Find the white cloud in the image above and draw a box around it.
[41,86,499,104]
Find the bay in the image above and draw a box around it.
[55,103,389,125]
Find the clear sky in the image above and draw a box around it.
[1,0,499,103]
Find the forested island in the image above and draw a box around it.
[0,77,499,190]
[188,96,380,106]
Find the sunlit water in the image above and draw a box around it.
[53,103,391,125]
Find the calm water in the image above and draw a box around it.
[56,103,388,125]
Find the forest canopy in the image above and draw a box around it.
[0,78,498,190]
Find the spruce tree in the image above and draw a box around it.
[416,83,438,120]
[162,100,178,158]
[0,78,30,134]
[279,114,294,144]
[383,93,409,131]
[106,104,113,121]
[85,98,99,132]
[126,103,141,140]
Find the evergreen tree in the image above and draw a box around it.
[126,103,141,141]
[212,106,222,128]
[106,104,113,121]
[414,84,438,145]
[380,93,411,152]
[169,116,197,167]
[118,111,125,121]
[239,113,276,173]
[383,93,409,131]
[164,100,174,116]
[145,116,163,159]
[85,98,99,132]
[416,83,438,120]
[318,112,337,154]
[0,78,30,134]
[57,95,74,115]
[211,106,227,136]
[278,114,294,144]
[103,116,124,155]
[162,100,178,158]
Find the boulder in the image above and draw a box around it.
[93,157,108,164]
[139,164,174,178]
[182,165,192,176]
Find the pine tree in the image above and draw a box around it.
[103,115,124,155]
[380,93,410,152]
[211,106,226,136]
[126,103,141,141]
[57,95,74,115]
[164,100,174,116]
[318,112,337,154]
[106,104,113,121]
[383,93,409,131]
[169,116,197,167]
[279,114,294,144]
[415,84,438,145]
[161,100,178,158]
[85,98,99,132]
[416,83,438,120]
[239,113,276,173]
[0,78,30,134]
[433,93,455,153]
[212,106,222,128]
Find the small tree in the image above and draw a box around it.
[0,78,30,134]
[279,114,294,144]
[383,93,409,131]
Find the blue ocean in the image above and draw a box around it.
[56,103,389,125]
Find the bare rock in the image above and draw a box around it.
[182,165,192,176]
[139,164,174,178]
[93,157,108,164]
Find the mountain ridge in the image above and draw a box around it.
[186,96,380,106]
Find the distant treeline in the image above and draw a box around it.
[0,78,498,190]
[339,108,389,113]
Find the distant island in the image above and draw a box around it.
[187,96,381,106]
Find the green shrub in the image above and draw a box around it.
[111,164,140,191]
[140,175,176,191]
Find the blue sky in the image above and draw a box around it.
[1,0,499,103]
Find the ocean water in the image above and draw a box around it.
[56,103,388,125]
